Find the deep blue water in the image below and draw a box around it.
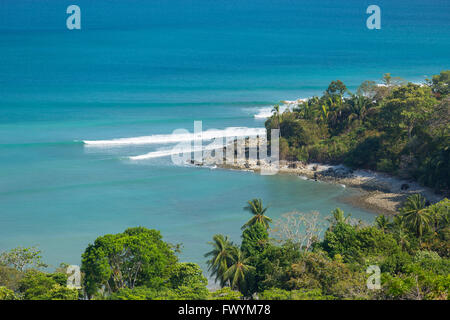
[0,0,449,275]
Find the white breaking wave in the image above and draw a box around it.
[83,127,266,146]
[253,105,292,119]
[253,99,308,119]
[130,144,220,160]
[254,107,277,119]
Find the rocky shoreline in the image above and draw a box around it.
[221,160,444,215]
[188,137,444,215]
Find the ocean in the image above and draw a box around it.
[0,0,449,273]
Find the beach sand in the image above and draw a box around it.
[226,161,444,215]
[197,138,444,215]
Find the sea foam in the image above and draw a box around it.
[129,144,220,160]
[83,127,266,147]
[253,99,308,119]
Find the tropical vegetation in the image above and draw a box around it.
[0,195,448,300]
[1,71,448,300]
[265,71,449,194]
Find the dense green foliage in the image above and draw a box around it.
[265,71,450,193]
[0,228,213,300]
[18,270,78,300]
[206,196,449,300]
[0,254,79,300]
[207,287,242,300]
[2,72,448,300]
[109,262,210,300]
[1,196,448,300]
[241,223,269,257]
[81,227,177,297]
[0,286,18,300]
[259,288,335,300]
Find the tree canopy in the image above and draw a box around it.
[265,71,450,193]
[81,227,177,297]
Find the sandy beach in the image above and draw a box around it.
[219,160,444,215]
[196,136,444,215]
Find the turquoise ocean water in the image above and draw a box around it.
[0,0,449,274]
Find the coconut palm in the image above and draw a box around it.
[303,96,320,120]
[241,199,272,230]
[423,199,449,236]
[327,208,350,225]
[327,96,343,128]
[222,247,255,293]
[320,104,329,122]
[295,100,312,120]
[400,194,432,238]
[389,215,410,250]
[204,234,233,286]
[348,94,371,124]
[272,104,281,127]
[375,215,391,233]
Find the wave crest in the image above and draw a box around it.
[83,127,266,147]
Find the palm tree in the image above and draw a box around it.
[327,208,350,225]
[204,234,233,286]
[400,194,432,238]
[295,100,312,120]
[326,95,345,128]
[348,94,370,124]
[389,215,410,250]
[241,199,272,230]
[375,215,390,233]
[222,247,255,293]
[320,104,329,122]
[303,96,319,120]
[426,201,449,235]
[272,104,281,127]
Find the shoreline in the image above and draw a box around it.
[198,156,444,215]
